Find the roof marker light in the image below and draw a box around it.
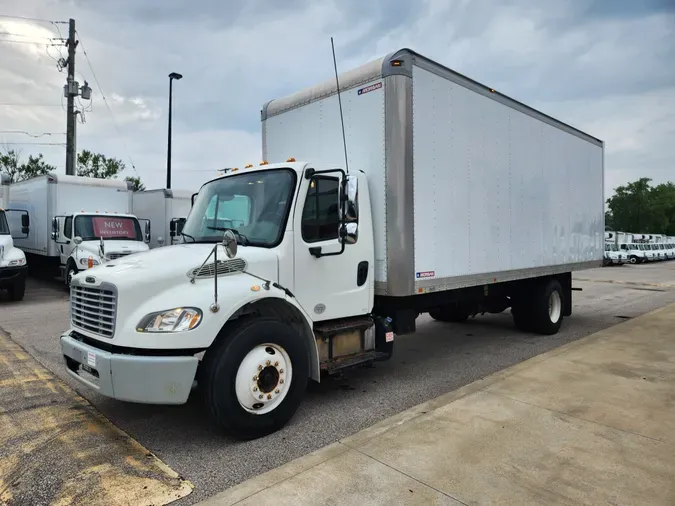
[286,157,296,162]
[260,161,269,165]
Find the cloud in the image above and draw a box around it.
[0,0,673,195]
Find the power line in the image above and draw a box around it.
[0,103,63,107]
[0,31,62,40]
[76,30,139,177]
[0,130,66,138]
[0,142,66,146]
[0,14,67,24]
[0,39,64,46]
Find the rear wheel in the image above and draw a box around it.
[530,279,564,335]
[201,317,309,439]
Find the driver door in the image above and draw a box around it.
[292,169,372,322]
[52,215,73,265]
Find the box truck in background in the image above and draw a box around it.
[0,173,29,300]
[60,48,604,439]
[9,173,151,286]
[132,189,195,248]
[603,231,626,266]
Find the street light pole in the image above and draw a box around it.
[166,72,183,189]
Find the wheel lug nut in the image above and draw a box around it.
[274,361,279,366]
[253,387,258,392]
[258,365,262,371]
[279,369,284,374]
[275,389,280,394]
[258,394,263,399]
[253,375,257,381]
[280,379,284,384]
[267,394,272,400]
[266,360,271,366]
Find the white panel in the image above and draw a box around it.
[412,66,603,279]
[56,182,132,216]
[264,78,388,281]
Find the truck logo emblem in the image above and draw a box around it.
[85,276,96,283]
[314,304,326,314]
[357,82,382,96]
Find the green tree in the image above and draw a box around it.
[0,148,55,182]
[76,150,125,179]
[125,176,146,191]
[607,178,675,234]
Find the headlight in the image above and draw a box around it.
[79,257,100,266]
[8,258,25,266]
[137,307,203,333]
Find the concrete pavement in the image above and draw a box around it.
[200,301,675,506]
[0,331,192,506]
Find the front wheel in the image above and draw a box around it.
[9,278,26,301]
[66,261,78,287]
[629,256,638,264]
[200,317,309,439]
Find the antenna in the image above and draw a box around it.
[331,37,349,175]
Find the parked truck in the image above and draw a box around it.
[603,231,626,266]
[59,49,604,439]
[0,174,30,300]
[132,189,195,248]
[9,173,151,286]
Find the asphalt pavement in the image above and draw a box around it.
[1,262,675,505]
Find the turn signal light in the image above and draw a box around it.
[87,256,93,268]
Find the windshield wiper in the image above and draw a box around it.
[206,226,250,246]
[180,231,196,243]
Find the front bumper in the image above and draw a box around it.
[0,265,27,288]
[60,332,199,405]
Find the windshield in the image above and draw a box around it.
[181,168,296,246]
[0,211,8,235]
[74,215,142,241]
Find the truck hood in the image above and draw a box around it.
[74,243,279,292]
[0,235,14,252]
[78,239,149,258]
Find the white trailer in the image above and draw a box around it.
[9,173,151,285]
[0,174,29,300]
[132,189,195,248]
[59,48,604,439]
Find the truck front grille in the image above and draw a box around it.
[70,284,117,338]
[108,252,132,260]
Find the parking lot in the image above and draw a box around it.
[2,261,675,505]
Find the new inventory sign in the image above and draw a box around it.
[92,217,135,238]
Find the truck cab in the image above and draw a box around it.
[603,243,624,266]
[619,242,647,264]
[51,212,150,285]
[0,174,30,300]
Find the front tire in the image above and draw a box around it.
[66,261,79,287]
[201,317,309,440]
[9,278,26,301]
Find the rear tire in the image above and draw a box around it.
[530,279,564,335]
[200,317,309,440]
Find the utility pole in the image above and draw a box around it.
[65,18,78,175]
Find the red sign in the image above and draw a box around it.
[92,217,135,238]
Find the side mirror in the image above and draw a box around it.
[21,213,29,228]
[144,221,151,243]
[222,230,237,259]
[176,218,186,235]
[73,236,83,245]
[51,216,59,241]
[169,219,177,236]
[191,192,198,207]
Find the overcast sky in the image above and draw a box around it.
[0,0,673,196]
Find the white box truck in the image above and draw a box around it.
[131,189,195,248]
[9,173,151,286]
[0,173,29,300]
[59,49,604,439]
[603,231,626,266]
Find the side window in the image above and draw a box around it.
[64,216,73,238]
[301,177,340,243]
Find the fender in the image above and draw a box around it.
[215,287,321,382]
